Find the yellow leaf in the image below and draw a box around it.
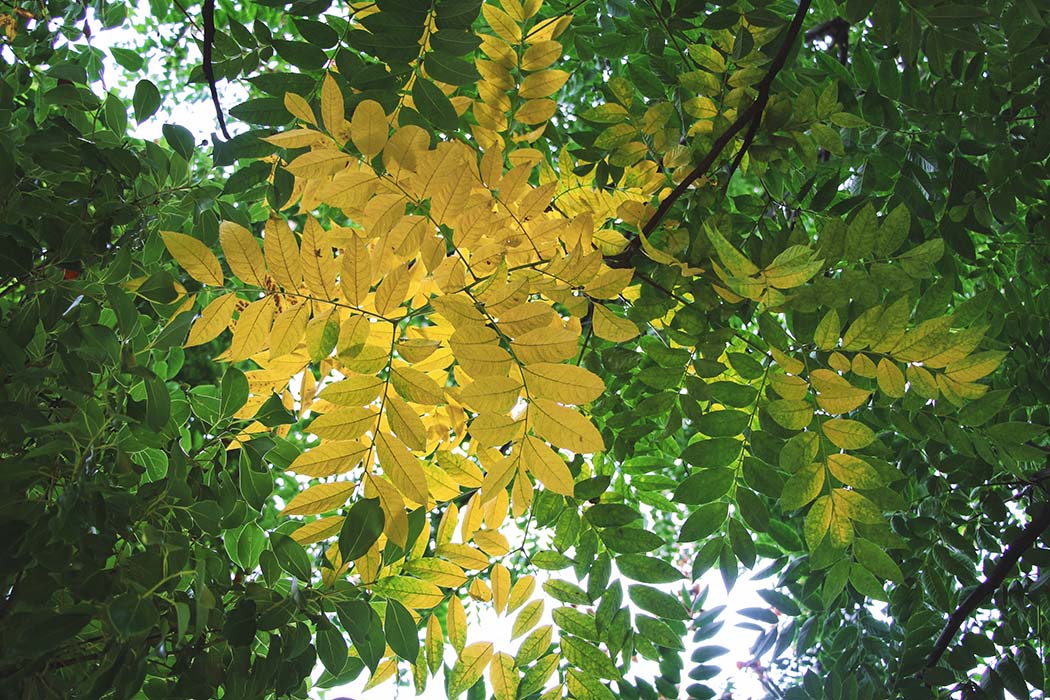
[468,577,492,602]
[366,473,409,547]
[404,558,468,588]
[481,452,519,500]
[371,576,444,609]
[530,400,604,453]
[449,642,494,698]
[374,264,410,317]
[309,406,376,441]
[391,365,447,405]
[264,217,302,291]
[809,369,870,414]
[945,350,1006,383]
[821,418,875,449]
[851,353,877,378]
[495,302,555,336]
[375,432,429,506]
[827,453,883,489]
[469,413,526,446]
[340,232,371,306]
[520,434,574,494]
[285,148,353,177]
[460,376,523,413]
[386,393,429,451]
[813,309,840,350]
[473,529,510,556]
[490,652,518,700]
[230,296,275,361]
[507,575,535,613]
[482,4,521,42]
[907,364,939,399]
[515,98,557,124]
[284,92,315,125]
[290,516,343,545]
[351,99,388,158]
[288,440,369,477]
[512,324,579,363]
[337,315,370,359]
[518,69,570,99]
[425,615,443,674]
[383,124,430,179]
[804,495,832,550]
[891,316,952,363]
[450,326,514,378]
[769,372,808,401]
[321,73,345,141]
[592,303,639,342]
[363,657,398,690]
[281,481,353,515]
[522,0,542,19]
[319,373,385,406]
[262,128,327,149]
[219,222,266,286]
[522,362,604,404]
[186,293,237,347]
[705,224,758,278]
[521,40,562,71]
[435,451,485,488]
[436,543,490,570]
[448,596,467,653]
[161,231,224,286]
[491,564,511,614]
[269,302,311,359]
[511,599,543,639]
[876,358,905,398]
[300,217,338,299]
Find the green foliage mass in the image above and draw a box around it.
[1,0,1049,699]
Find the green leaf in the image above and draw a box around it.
[424,52,481,85]
[162,123,195,160]
[229,97,293,126]
[695,409,750,437]
[628,585,690,620]
[848,562,888,601]
[682,438,742,468]
[316,616,348,675]
[853,538,903,582]
[339,498,385,562]
[273,39,328,69]
[598,527,665,553]
[585,503,641,527]
[616,555,684,583]
[110,46,144,71]
[779,461,825,510]
[335,601,385,671]
[384,599,420,661]
[108,594,159,638]
[270,532,312,580]
[674,469,735,504]
[412,77,459,131]
[132,79,162,123]
[220,367,249,417]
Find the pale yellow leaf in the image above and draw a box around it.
[365,473,409,547]
[321,73,345,140]
[460,376,523,413]
[426,615,443,674]
[875,358,905,398]
[318,373,385,406]
[518,69,570,98]
[219,222,266,286]
[310,406,377,441]
[473,530,510,556]
[340,232,371,306]
[386,393,429,451]
[264,217,302,291]
[374,264,410,317]
[262,128,327,149]
[186,293,237,347]
[530,400,604,453]
[522,362,604,404]
[515,98,557,124]
[288,439,369,477]
[450,326,514,378]
[391,365,447,405]
[482,4,521,42]
[269,302,311,359]
[810,369,870,414]
[290,516,343,545]
[490,652,518,700]
[592,303,639,341]
[436,543,490,570]
[284,92,316,125]
[351,99,388,158]
[371,575,444,609]
[161,231,224,286]
[511,599,543,639]
[448,596,467,653]
[300,217,338,299]
[375,431,429,506]
[507,575,535,613]
[521,40,561,71]
[404,558,468,588]
[491,564,511,615]
[521,434,574,494]
[469,413,525,446]
[480,452,519,500]
[281,481,353,515]
[285,148,353,177]
[230,296,275,361]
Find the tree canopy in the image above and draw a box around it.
[1,0,1049,699]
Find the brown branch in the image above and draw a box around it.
[202,0,231,140]
[923,502,1050,671]
[639,0,812,239]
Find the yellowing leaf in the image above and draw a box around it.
[285,148,353,177]
[831,488,883,524]
[404,558,468,588]
[374,265,411,317]
[288,440,369,477]
[300,217,338,299]
[531,399,604,453]
[507,575,535,613]
[473,529,510,556]
[391,365,446,405]
[161,231,224,286]
[341,233,371,306]
[809,369,870,414]
[264,217,302,291]
[290,516,343,545]
[876,358,905,398]
[219,222,266,286]
[371,575,444,609]
[319,373,385,406]
[281,481,353,515]
[269,302,311,359]
[309,406,376,441]
[449,642,495,699]
[351,99,388,158]
[804,495,832,550]
[230,296,275,361]
[766,399,813,430]
[321,73,345,141]
[386,393,429,451]
[482,4,521,43]
[945,350,1006,383]
[491,564,511,614]
[769,373,808,401]
[522,363,604,404]
[779,461,825,510]
[436,543,491,570]
[448,596,467,653]
[426,615,443,674]
[521,434,574,495]
[705,224,758,277]
[511,599,543,639]
[521,41,562,71]
[460,376,523,413]
[515,98,558,124]
[284,92,315,125]
[375,432,429,506]
[821,418,876,449]
[481,452,519,500]
[519,69,570,98]
[490,652,518,700]
[186,292,237,347]
[813,309,840,350]
[592,303,639,341]
[827,453,884,489]
[512,325,579,363]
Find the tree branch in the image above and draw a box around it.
[202,0,232,141]
[923,502,1050,671]
[639,0,812,239]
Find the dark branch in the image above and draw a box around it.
[638,0,812,240]
[202,0,232,141]
[923,502,1050,671]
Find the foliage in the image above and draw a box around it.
[2,0,1050,699]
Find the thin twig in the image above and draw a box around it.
[202,0,231,140]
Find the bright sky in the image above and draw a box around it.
[79,9,782,699]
